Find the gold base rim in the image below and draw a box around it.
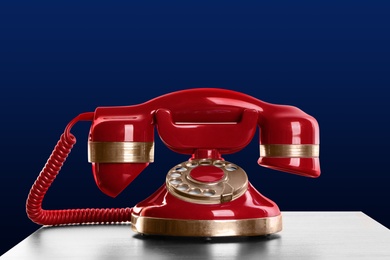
[131,214,282,237]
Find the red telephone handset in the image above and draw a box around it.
[27,88,320,236]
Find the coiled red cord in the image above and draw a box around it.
[26,112,133,225]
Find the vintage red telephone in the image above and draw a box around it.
[27,88,320,236]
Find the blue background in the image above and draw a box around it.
[1,0,389,255]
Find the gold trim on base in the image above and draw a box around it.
[131,214,282,237]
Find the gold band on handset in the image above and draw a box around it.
[88,142,155,163]
[260,144,319,158]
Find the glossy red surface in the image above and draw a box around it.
[92,163,149,197]
[192,149,222,159]
[133,183,280,220]
[89,88,321,197]
[27,88,321,228]
[90,88,319,147]
[190,166,225,182]
[155,108,258,154]
[258,157,321,178]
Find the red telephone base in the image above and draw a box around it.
[131,183,282,237]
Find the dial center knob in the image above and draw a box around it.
[190,166,224,183]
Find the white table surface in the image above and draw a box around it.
[2,212,389,260]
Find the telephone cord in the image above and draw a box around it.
[26,112,133,225]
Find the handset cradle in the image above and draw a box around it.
[27,88,320,236]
